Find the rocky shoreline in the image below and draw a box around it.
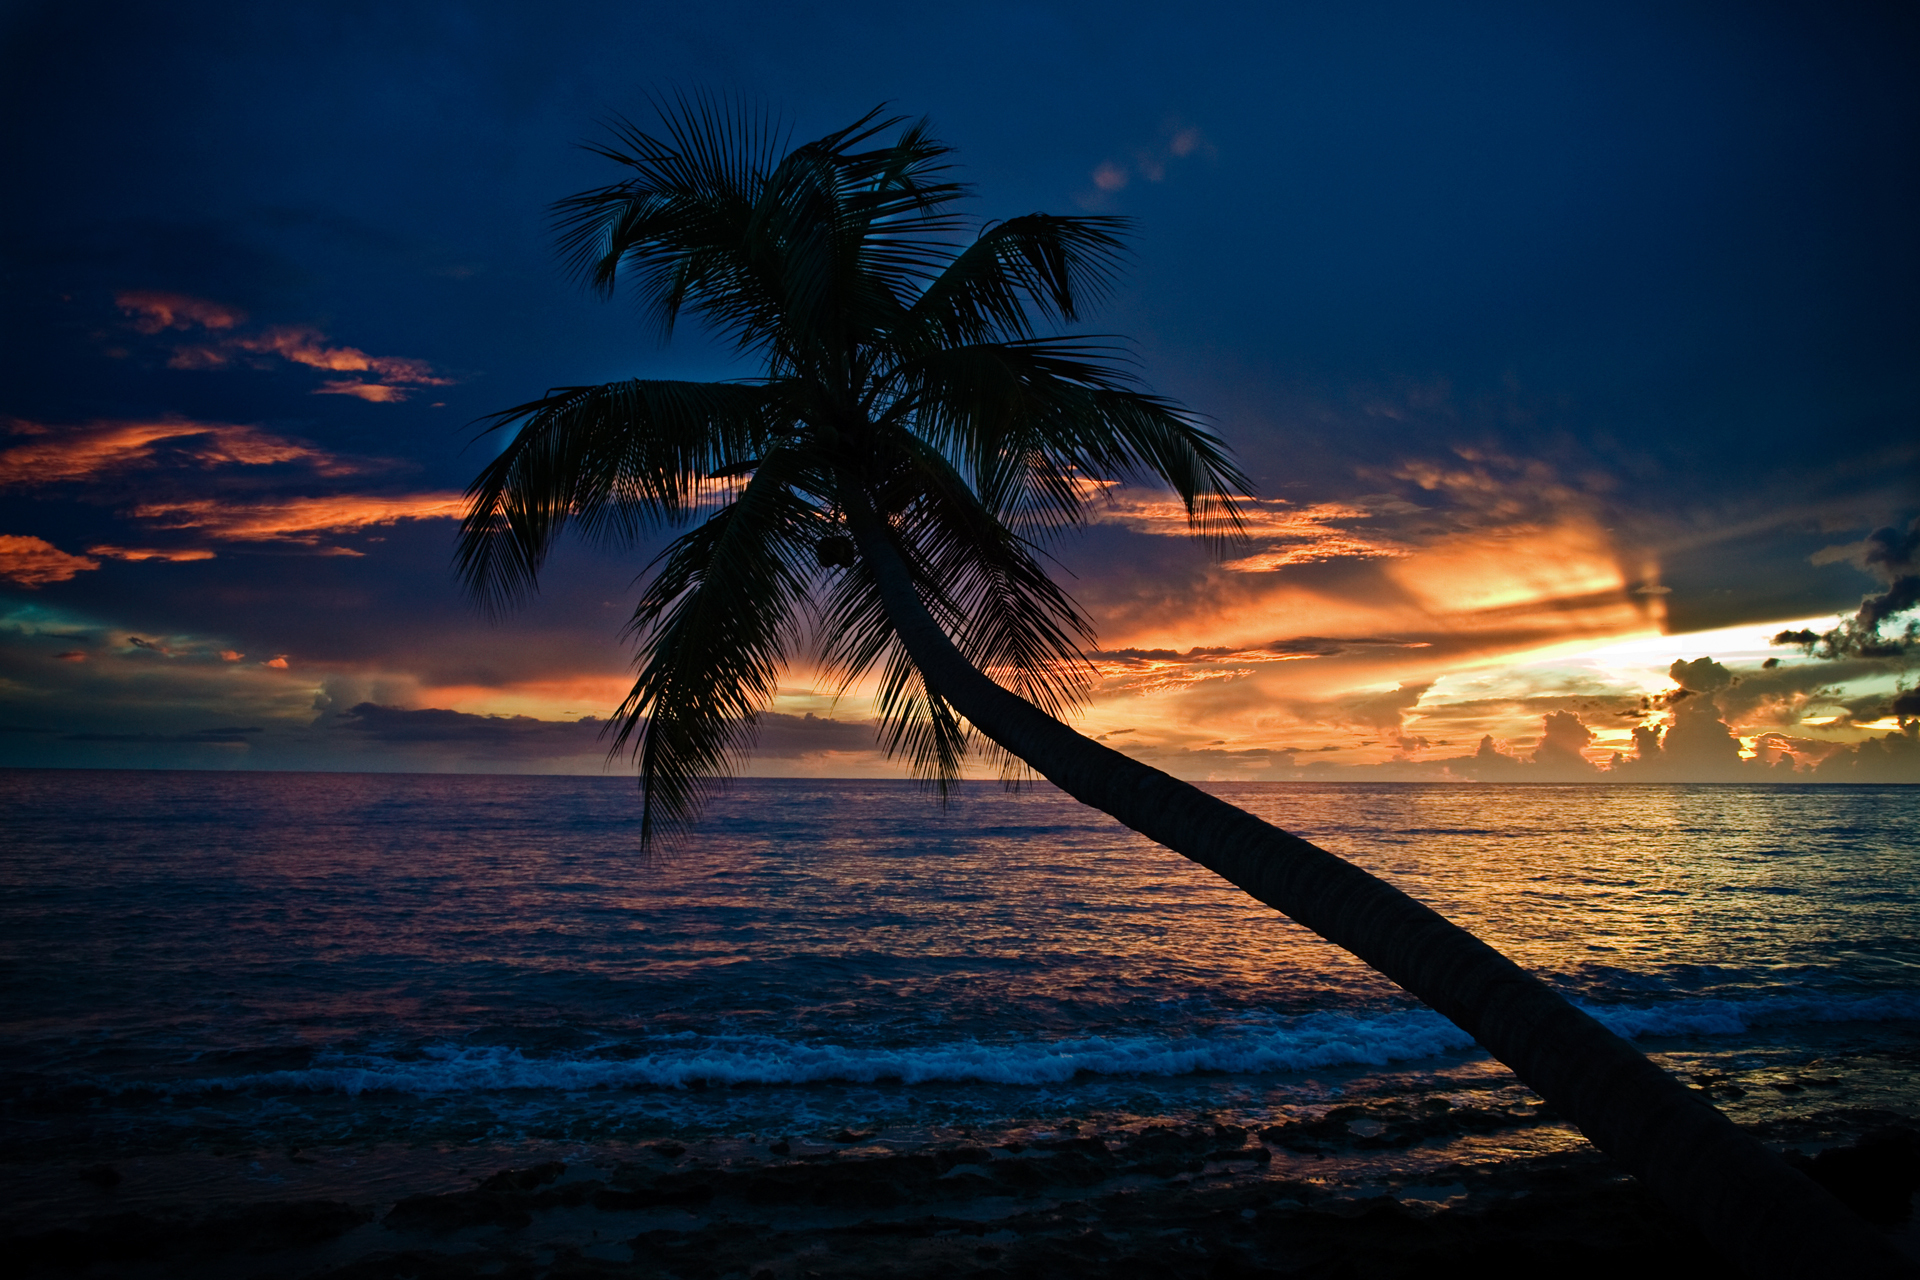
[9,1104,1916,1279]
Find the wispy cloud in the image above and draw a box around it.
[1092,490,1407,568]
[86,545,218,563]
[314,380,412,402]
[115,290,451,403]
[129,492,467,544]
[0,416,352,487]
[115,291,246,334]
[0,536,99,587]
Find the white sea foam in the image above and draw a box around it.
[181,990,1920,1098]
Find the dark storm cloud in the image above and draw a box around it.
[1773,517,1920,660]
[331,702,605,758]
[331,703,874,762]
[61,726,263,744]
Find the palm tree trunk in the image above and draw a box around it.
[844,502,1912,1278]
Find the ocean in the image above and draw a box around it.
[2,770,1916,1263]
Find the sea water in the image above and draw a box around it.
[1,771,1915,1216]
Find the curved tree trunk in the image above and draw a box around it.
[844,503,1912,1279]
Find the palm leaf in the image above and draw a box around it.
[458,379,780,612]
[608,449,822,847]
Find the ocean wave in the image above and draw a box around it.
[168,989,1920,1098]
[197,1012,1478,1097]
[1581,990,1920,1039]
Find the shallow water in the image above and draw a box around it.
[1,770,1915,1217]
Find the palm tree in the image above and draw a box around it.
[458,102,1904,1277]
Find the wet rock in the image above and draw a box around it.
[384,1190,533,1233]
[933,1144,993,1171]
[649,1140,686,1157]
[475,1161,565,1192]
[13,1200,373,1272]
[1787,1126,1920,1226]
[830,1128,877,1143]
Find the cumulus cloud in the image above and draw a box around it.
[0,535,100,587]
[1338,680,1433,752]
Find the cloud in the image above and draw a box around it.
[1089,635,1429,695]
[0,536,100,586]
[329,703,875,764]
[0,416,349,487]
[1532,710,1597,773]
[1775,516,1920,659]
[115,290,246,334]
[1093,491,1407,569]
[314,380,411,402]
[115,290,452,403]
[128,492,466,543]
[1083,121,1215,203]
[87,545,217,562]
[62,726,262,745]
[1668,655,1733,695]
[232,325,436,379]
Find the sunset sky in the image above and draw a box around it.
[3,1,1915,782]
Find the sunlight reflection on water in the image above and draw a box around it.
[0,771,1913,1156]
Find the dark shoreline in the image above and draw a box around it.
[10,1109,1914,1280]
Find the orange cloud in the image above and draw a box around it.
[1383,516,1627,620]
[1093,492,1407,568]
[130,492,467,543]
[113,292,452,402]
[115,291,247,334]
[314,380,411,402]
[87,545,218,562]
[0,417,347,486]
[232,326,452,386]
[0,536,99,586]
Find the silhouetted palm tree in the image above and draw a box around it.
[459,101,1902,1277]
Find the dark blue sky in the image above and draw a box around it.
[3,0,1915,775]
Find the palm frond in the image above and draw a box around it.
[881,338,1250,545]
[608,451,821,848]
[457,379,780,612]
[901,214,1131,347]
[816,443,1095,794]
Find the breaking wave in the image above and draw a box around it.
[177,990,1920,1099]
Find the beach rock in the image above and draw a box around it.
[1787,1126,1920,1226]
[384,1189,533,1233]
[12,1200,373,1272]
[649,1140,686,1157]
[475,1161,565,1192]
